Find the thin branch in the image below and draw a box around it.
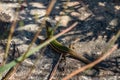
[2,64,19,80]
[20,0,57,63]
[46,0,57,16]
[48,54,63,80]
[2,0,24,65]
[0,22,78,74]
[2,13,18,65]
[62,44,118,80]
[24,47,47,80]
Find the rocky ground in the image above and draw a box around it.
[0,0,120,80]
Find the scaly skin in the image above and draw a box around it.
[45,21,100,70]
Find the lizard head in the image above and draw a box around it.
[46,21,54,38]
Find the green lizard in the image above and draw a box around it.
[45,21,100,70]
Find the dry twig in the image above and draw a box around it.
[48,54,63,80]
[24,47,47,80]
[62,44,118,80]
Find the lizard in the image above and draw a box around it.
[45,21,101,70]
